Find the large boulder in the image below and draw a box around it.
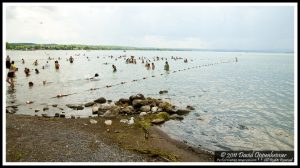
[116,98,130,105]
[132,99,147,108]
[129,94,145,102]
[151,118,165,124]
[120,106,135,114]
[99,104,114,110]
[156,112,170,120]
[151,106,158,113]
[106,106,120,116]
[102,110,117,119]
[66,104,84,110]
[158,102,176,114]
[84,102,95,107]
[140,105,151,112]
[94,97,106,104]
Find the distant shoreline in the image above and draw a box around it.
[6,43,293,53]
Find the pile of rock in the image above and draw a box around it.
[83,94,194,125]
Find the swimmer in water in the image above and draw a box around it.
[29,82,34,87]
[89,73,100,81]
[112,64,117,72]
[164,61,170,71]
[55,60,60,69]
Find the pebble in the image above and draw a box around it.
[90,119,98,124]
[104,120,112,126]
[43,107,49,111]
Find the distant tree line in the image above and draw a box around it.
[6,42,185,51]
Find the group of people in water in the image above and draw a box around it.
[6,53,177,87]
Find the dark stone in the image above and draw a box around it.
[186,105,195,110]
[136,94,145,99]
[129,94,145,102]
[66,104,84,110]
[43,107,49,111]
[52,104,58,107]
[159,90,168,94]
[118,98,130,104]
[176,109,191,115]
[42,114,50,118]
[84,102,95,107]
[59,114,66,118]
[94,97,106,104]
[54,113,60,117]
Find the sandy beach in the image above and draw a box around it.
[6,114,214,162]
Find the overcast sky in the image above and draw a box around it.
[5,4,295,51]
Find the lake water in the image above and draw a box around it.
[5,50,294,152]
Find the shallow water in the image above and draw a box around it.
[5,50,294,152]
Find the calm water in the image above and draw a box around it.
[5,50,294,152]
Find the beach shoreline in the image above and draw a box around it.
[6,114,214,163]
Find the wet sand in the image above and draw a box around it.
[6,114,214,163]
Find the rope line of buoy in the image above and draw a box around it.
[51,59,237,99]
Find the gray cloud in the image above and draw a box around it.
[4,4,295,51]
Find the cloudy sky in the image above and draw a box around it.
[5,3,295,51]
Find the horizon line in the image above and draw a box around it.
[6,42,294,53]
